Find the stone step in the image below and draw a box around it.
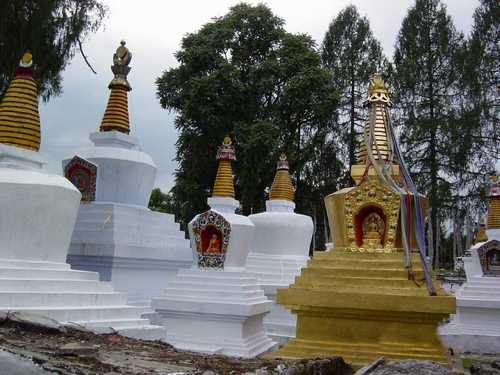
[246,264,299,272]
[0,291,128,308]
[245,258,307,267]
[0,260,70,270]
[247,273,296,284]
[313,251,422,261]
[460,289,500,297]
[0,268,99,281]
[176,269,257,284]
[7,306,148,322]
[117,324,166,341]
[158,293,268,304]
[309,259,424,271]
[467,278,500,286]
[164,280,257,292]
[301,266,424,279]
[161,287,265,301]
[0,279,113,292]
[296,274,429,289]
[69,318,153,329]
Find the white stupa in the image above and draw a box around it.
[440,174,500,353]
[246,155,313,343]
[0,52,164,339]
[63,42,191,306]
[152,137,275,357]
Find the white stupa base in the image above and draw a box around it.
[0,258,166,340]
[67,202,192,306]
[245,252,308,344]
[439,273,500,354]
[152,268,275,357]
[0,144,164,340]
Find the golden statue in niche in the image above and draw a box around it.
[207,233,221,254]
[362,212,385,248]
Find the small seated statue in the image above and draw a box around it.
[362,212,384,248]
[206,233,221,254]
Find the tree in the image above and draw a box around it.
[393,0,466,262]
[321,5,388,175]
[157,3,338,225]
[0,0,107,101]
[148,188,175,214]
[456,0,499,209]
[394,0,498,268]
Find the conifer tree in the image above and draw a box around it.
[0,0,106,101]
[393,0,465,254]
[321,5,388,174]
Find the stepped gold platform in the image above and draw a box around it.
[272,249,455,369]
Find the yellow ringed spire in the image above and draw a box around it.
[269,154,294,202]
[99,41,132,134]
[487,174,500,230]
[212,136,236,198]
[0,52,40,151]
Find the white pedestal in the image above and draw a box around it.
[64,132,192,305]
[152,197,274,357]
[245,253,308,344]
[246,200,313,344]
[152,268,274,357]
[440,239,500,353]
[0,144,165,339]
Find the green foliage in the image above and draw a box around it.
[148,188,175,214]
[0,0,107,101]
[321,5,389,172]
[157,3,338,230]
[393,0,498,265]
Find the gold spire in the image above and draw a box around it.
[357,74,393,164]
[0,52,40,151]
[212,136,236,198]
[487,174,500,230]
[99,41,132,134]
[269,154,294,202]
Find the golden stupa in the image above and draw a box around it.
[273,75,455,368]
[99,41,132,134]
[0,53,40,151]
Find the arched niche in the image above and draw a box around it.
[354,204,386,248]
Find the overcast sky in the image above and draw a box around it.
[39,0,480,191]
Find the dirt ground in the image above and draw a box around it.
[0,320,352,375]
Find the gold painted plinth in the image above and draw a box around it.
[273,250,455,369]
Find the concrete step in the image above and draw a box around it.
[161,286,265,301]
[117,324,166,341]
[6,306,148,322]
[301,266,424,279]
[0,291,128,308]
[0,268,99,281]
[165,281,256,292]
[69,318,153,329]
[0,260,70,270]
[176,270,257,284]
[0,279,113,292]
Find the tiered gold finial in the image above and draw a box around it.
[212,136,236,198]
[99,41,132,134]
[269,154,294,202]
[357,74,393,164]
[487,174,500,230]
[0,52,40,151]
